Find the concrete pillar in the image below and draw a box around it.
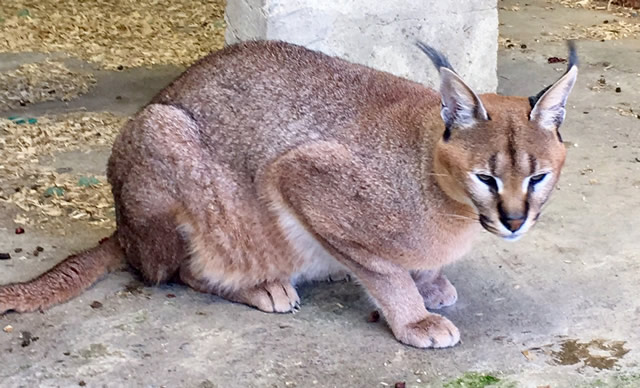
[224,0,498,93]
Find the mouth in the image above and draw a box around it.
[502,233,523,242]
[479,215,524,241]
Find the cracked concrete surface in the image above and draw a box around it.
[1,1,640,387]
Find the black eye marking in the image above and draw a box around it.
[476,174,498,191]
[529,173,547,186]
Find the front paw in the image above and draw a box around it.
[394,314,460,348]
[414,272,458,310]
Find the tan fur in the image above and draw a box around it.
[0,236,123,313]
[0,41,577,348]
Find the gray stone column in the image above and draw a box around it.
[224,0,498,92]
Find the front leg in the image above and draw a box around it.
[412,269,458,310]
[344,258,460,348]
[262,141,460,348]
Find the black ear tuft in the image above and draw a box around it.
[529,40,578,109]
[415,41,456,73]
[567,40,578,69]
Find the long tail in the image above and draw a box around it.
[0,233,125,314]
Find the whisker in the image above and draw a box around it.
[457,208,481,218]
[438,213,479,222]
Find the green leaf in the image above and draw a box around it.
[444,372,501,388]
[44,186,65,197]
[17,9,30,17]
[77,176,101,187]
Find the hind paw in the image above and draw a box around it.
[413,270,458,310]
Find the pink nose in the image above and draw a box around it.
[505,218,525,232]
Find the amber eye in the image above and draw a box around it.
[529,173,547,186]
[476,174,498,191]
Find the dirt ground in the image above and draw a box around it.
[1,1,639,387]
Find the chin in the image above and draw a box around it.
[501,233,524,242]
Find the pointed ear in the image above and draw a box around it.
[439,67,489,129]
[415,41,488,130]
[529,47,578,131]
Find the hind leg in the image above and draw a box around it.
[179,265,299,313]
[412,269,458,309]
[116,205,188,284]
[109,104,203,284]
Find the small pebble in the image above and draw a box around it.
[395,383,406,388]
[36,246,44,252]
[166,293,176,298]
[547,56,567,64]
[3,325,13,333]
[520,44,527,49]
[0,253,11,260]
[15,227,25,235]
[79,381,86,387]
[20,331,38,347]
[90,301,103,309]
[615,87,621,93]
[14,248,22,253]
[367,310,381,323]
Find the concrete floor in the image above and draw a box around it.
[1,1,639,387]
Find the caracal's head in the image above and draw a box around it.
[418,41,578,241]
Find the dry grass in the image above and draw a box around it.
[563,20,640,40]
[551,0,640,40]
[0,113,127,231]
[0,0,226,69]
[0,61,96,111]
[558,0,639,13]
[0,1,229,233]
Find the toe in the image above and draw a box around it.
[396,314,460,349]
[264,282,299,313]
[239,288,275,313]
